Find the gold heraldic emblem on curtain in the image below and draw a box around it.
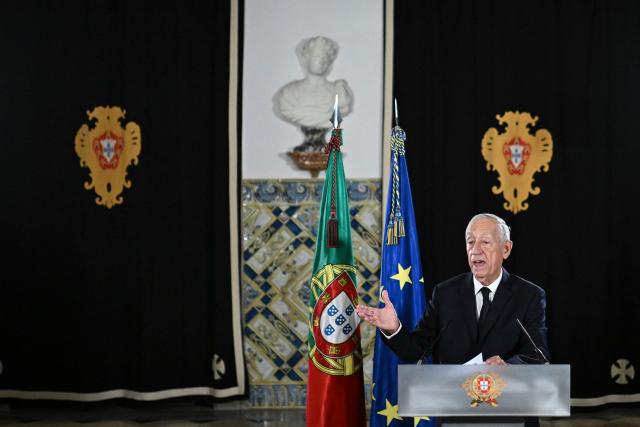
[75,106,142,208]
[481,111,553,214]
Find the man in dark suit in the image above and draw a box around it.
[356,213,549,365]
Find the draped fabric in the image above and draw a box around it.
[393,0,640,405]
[306,130,366,427]
[0,0,245,400]
[370,126,435,427]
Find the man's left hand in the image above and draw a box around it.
[485,355,506,365]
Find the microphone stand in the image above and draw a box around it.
[516,317,549,364]
[417,320,450,365]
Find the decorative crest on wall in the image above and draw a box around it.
[481,111,553,214]
[74,106,142,208]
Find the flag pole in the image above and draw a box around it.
[326,94,342,248]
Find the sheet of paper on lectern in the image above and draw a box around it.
[464,353,484,365]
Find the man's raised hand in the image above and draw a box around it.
[356,290,400,334]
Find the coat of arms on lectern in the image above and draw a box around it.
[462,372,507,407]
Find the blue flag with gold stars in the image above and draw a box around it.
[370,125,435,427]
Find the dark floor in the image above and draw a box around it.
[1,401,639,426]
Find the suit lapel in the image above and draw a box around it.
[478,269,513,345]
[459,274,478,342]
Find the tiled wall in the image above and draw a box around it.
[241,179,382,407]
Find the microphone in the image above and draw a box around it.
[417,320,451,365]
[515,317,549,364]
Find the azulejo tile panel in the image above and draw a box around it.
[242,179,382,408]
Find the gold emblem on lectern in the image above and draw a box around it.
[74,106,141,208]
[481,111,553,214]
[462,372,506,407]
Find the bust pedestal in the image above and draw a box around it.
[286,151,329,178]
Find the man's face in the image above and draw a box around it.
[466,218,512,285]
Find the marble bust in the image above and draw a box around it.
[274,36,354,152]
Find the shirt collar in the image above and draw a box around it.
[473,269,503,295]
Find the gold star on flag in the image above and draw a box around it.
[419,277,424,283]
[377,399,403,425]
[390,263,413,290]
[414,416,431,426]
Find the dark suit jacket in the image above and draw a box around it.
[383,269,550,364]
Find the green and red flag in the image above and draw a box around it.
[306,122,366,427]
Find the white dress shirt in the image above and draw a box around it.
[473,270,503,318]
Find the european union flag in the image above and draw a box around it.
[370,125,435,427]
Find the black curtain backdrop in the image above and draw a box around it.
[394,1,639,402]
[0,0,244,399]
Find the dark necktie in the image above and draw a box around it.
[478,287,491,327]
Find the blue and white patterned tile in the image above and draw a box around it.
[245,335,279,380]
[242,179,381,408]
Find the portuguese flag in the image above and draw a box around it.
[306,127,366,427]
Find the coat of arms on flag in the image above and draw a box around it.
[310,266,361,375]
